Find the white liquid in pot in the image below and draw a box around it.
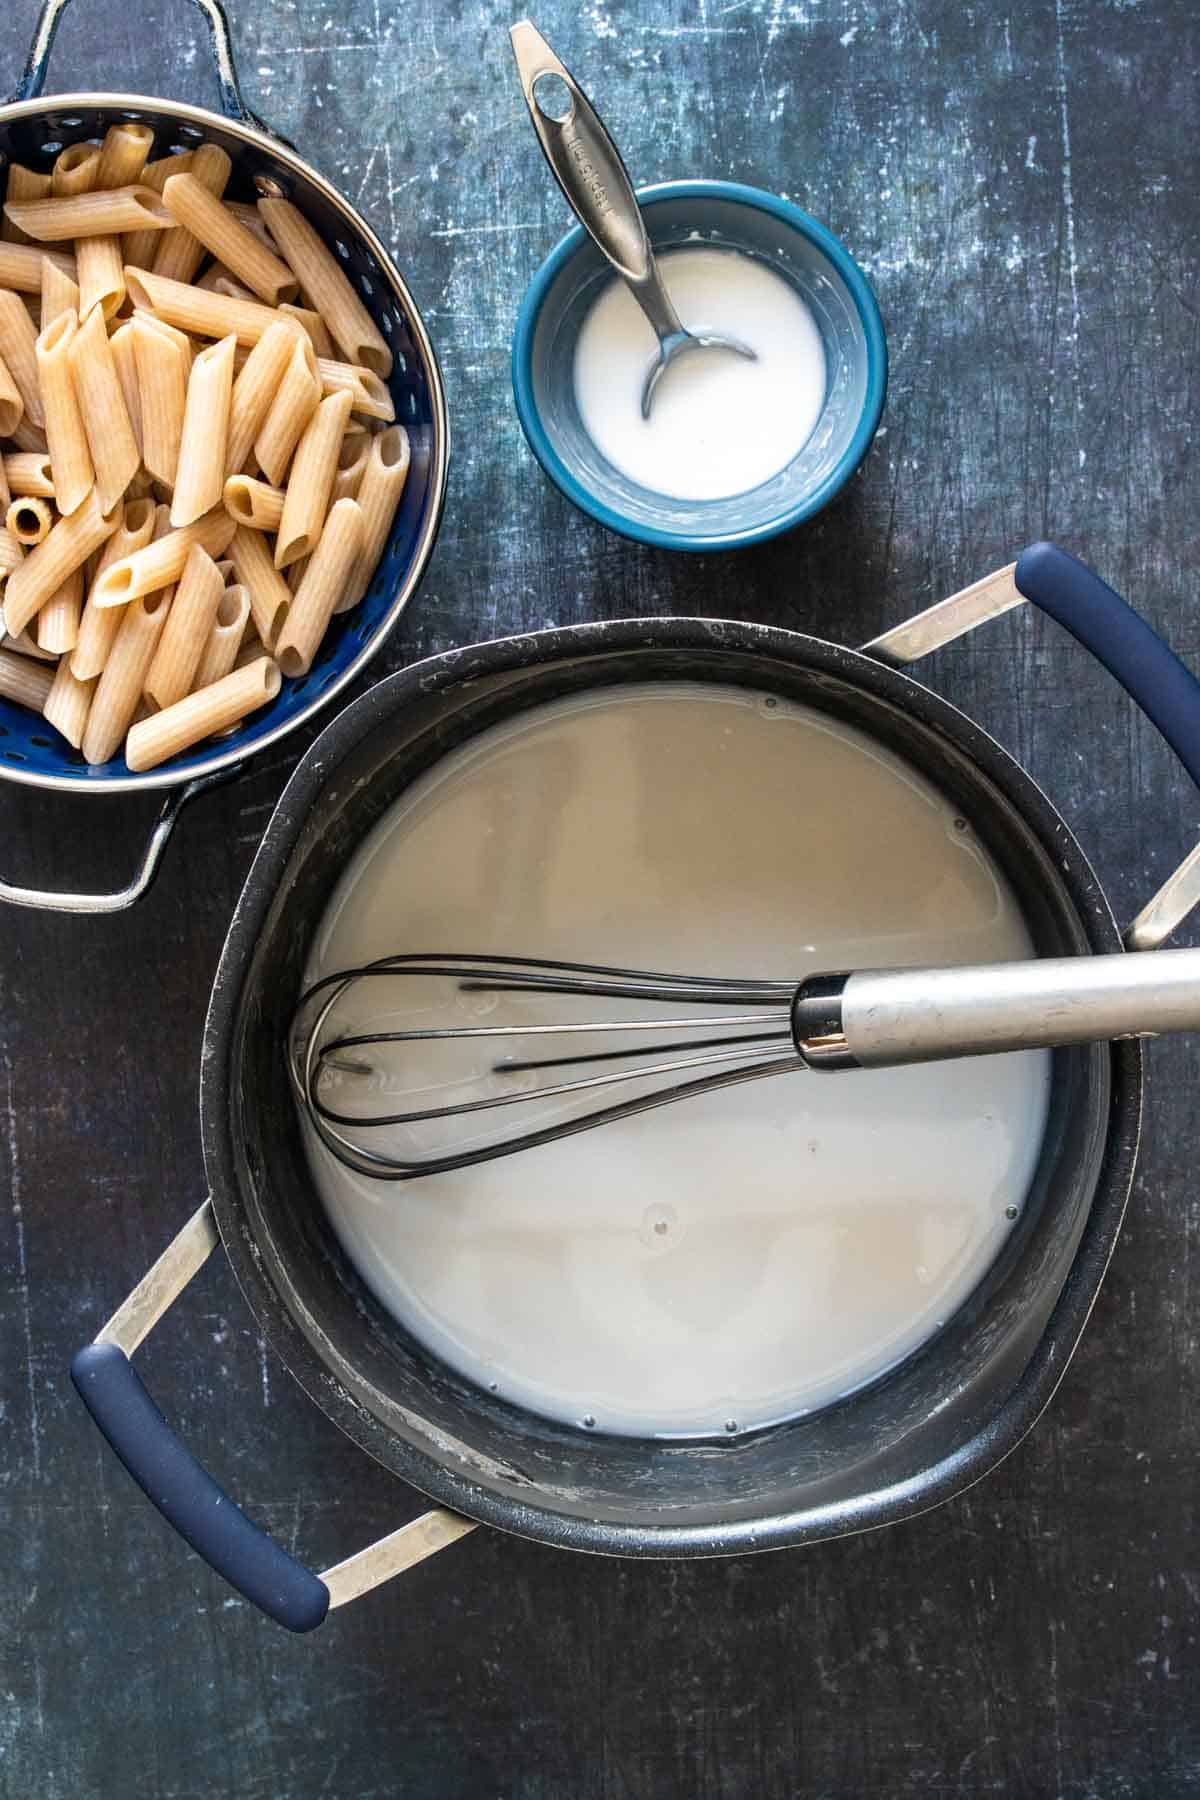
[301,683,1051,1438]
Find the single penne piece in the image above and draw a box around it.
[170,333,236,526]
[195,262,256,301]
[0,351,22,437]
[0,643,55,711]
[315,357,394,421]
[124,264,279,346]
[278,303,335,357]
[0,527,24,575]
[0,289,44,426]
[41,253,80,323]
[3,488,119,637]
[51,144,100,197]
[337,424,410,611]
[143,542,225,709]
[274,387,353,568]
[126,654,280,771]
[92,505,236,607]
[96,122,154,189]
[257,198,391,376]
[123,151,192,266]
[6,496,52,545]
[72,494,157,678]
[192,581,250,688]
[132,311,188,488]
[108,320,144,459]
[224,317,303,475]
[3,451,54,496]
[42,654,95,748]
[5,186,173,241]
[82,586,173,763]
[228,525,292,647]
[0,242,76,294]
[36,310,95,515]
[254,331,321,485]
[274,497,364,675]
[68,300,140,511]
[152,143,231,285]
[223,473,284,531]
[37,564,83,653]
[161,173,297,305]
[331,431,369,504]
[3,164,52,247]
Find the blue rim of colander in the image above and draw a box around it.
[511,179,888,553]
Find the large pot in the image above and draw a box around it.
[0,0,447,911]
[72,544,1200,1631]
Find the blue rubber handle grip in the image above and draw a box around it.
[1014,542,1200,791]
[71,1342,330,1633]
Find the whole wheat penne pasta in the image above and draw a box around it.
[132,311,188,488]
[223,473,284,531]
[7,496,52,545]
[254,332,320,485]
[0,351,22,438]
[170,333,235,526]
[37,564,83,653]
[82,586,173,763]
[124,265,278,346]
[228,524,291,646]
[40,254,80,323]
[0,528,23,576]
[42,653,95,748]
[274,387,353,568]
[196,262,255,301]
[143,542,225,709]
[5,187,172,241]
[224,318,303,476]
[331,432,369,504]
[257,198,391,377]
[51,144,100,198]
[72,494,157,678]
[107,320,144,459]
[92,505,236,607]
[193,581,250,688]
[96,122,154,190]
[37,311,94,516]
[3,489,119,637]
[1,627,56,661]
[3,164,52,247]
[275,497,363,676]
[3,452,54,496]
[0,243,76,294]
[161,173,297,305]
[75,124,155,326]
[123,151,192,267]
[225,201,278,250]
[68,300,140,512]
[152,143,231,285]
[278,303,334,357]
[0,643,55,711]
[315,357,394,421]
[9,418,48,454]
[0,290,44,426]
[126,654,280,771]
[77,234,126,320]
[337,424,410,612]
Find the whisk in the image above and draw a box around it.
[289,947,1200,1179]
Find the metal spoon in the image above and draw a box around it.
[510,19,756,419]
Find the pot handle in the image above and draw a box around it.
[12,0,268,130]
[0,768,230,913]
[865,541,1200,946]
[71,1200,476,1632]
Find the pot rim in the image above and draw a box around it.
[201,617,1142,1557]
[0,92,449,795]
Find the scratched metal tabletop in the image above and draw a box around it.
[1,0,1197,1794]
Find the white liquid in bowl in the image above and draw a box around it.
[572,248,827,501]
[301,683,1051,1438]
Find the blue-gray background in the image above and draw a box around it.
[1,0,1197,1794]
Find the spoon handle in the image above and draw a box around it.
[509,19,684,341]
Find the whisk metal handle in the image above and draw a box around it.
[793,947,1200,1069]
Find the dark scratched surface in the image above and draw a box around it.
[1,0,1198,1794]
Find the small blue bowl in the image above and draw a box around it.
[512,180,887,553]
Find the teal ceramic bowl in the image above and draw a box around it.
[511,180,887,552]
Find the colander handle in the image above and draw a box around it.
[13,0,266,128]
